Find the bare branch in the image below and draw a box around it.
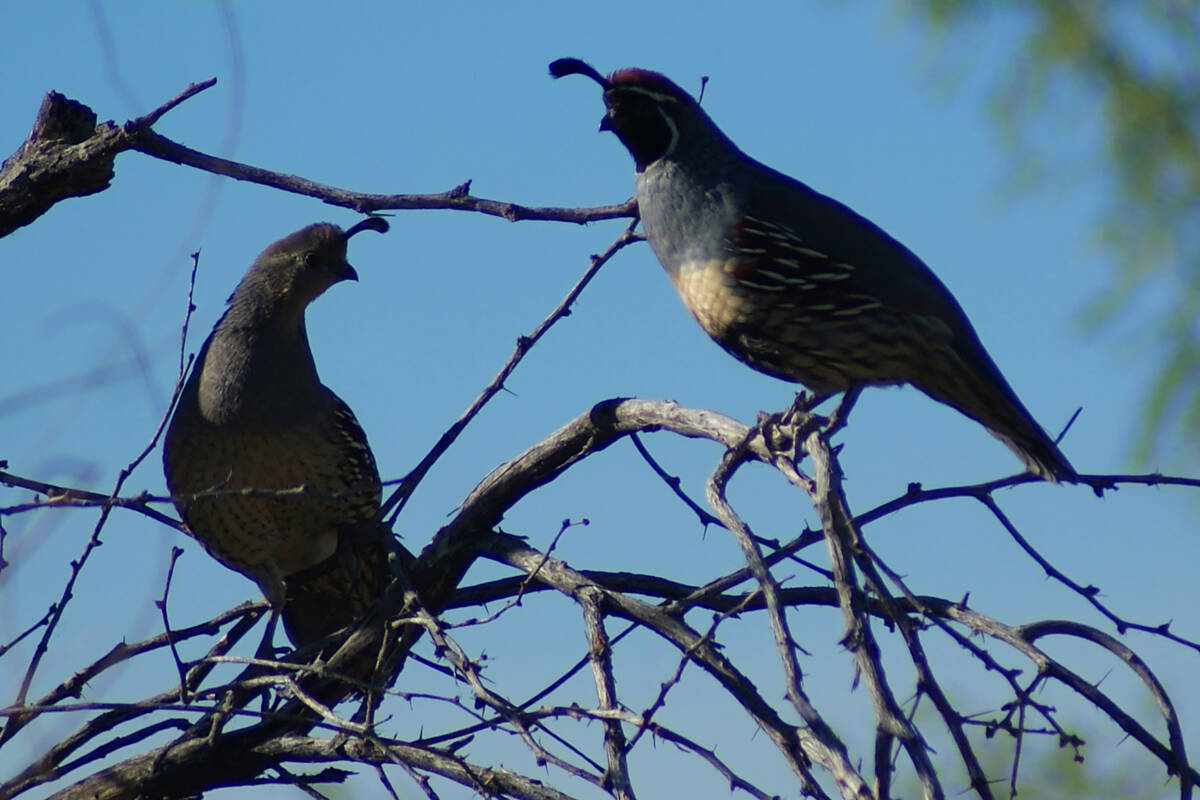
[1,606,262,798]
[478,531,835,799]
[579,589,635,800]
[628,432,723,529]
[134,130,636,223]
[0,470,183,530]
[382,219,642,521]
[706,422,872,799]
[0,80,216,237]
[0,80,638,238]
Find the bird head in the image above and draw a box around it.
[234,218,389,324]
[550,58,721,172]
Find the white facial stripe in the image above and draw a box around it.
[655,107,679,156]
[620,86,680,104]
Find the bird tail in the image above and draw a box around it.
[988,410,1077,483]
[923,347,1077,483]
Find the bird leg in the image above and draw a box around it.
[253,608,282,659]
[757,388,859,472]
[779,390,832,427]
[825,386,862,438]
[756,392,829,467]
[253,610,285,715]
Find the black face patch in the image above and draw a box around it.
[603,89,677,171]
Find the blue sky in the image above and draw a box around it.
[1,3,1194,798]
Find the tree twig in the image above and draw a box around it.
[381,219,641,521]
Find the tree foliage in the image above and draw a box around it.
[908,0,1200,466]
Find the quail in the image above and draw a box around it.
[163,218,396,646]
[550,59,1076,482]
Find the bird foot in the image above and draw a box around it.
[778,390,830,426]
[758,394,822,464]
[758,388,859,466]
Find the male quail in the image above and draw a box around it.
[550,58,1076,481]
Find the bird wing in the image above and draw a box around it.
[320,388,383,523]
[737,166,971,337]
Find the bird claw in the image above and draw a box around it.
[756,388,861,468]
[778,390,829,426]
[758,396,821,463]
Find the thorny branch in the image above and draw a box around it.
[795,407,941,799]
[580,590,635,800]
[0,78,637,240]
[380,217,642,521]
[706,427,869,798]
[5,397,1199,799]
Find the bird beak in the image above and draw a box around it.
[599,113,613,133]
[343,262,359,282]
